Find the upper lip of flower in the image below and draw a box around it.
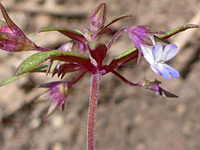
[152,44,178,64]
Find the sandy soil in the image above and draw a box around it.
[0,0,200,150]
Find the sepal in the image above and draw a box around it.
[38,26,87,43]
[139,78,178,98]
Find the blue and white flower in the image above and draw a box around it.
[141,43,180,80]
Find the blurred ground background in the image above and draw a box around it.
[0,0,200,150]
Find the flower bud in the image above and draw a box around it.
[0,3,37,52]
[90,3,107,33]
[35,81,71,118]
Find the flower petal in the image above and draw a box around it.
[162,64,179,78]
[150,65,161,75]
[157,64,171,80]
[148,35,156,45]
[152,44,163,63]
[45,101,60,118]
[140,44,154,64]
[162,44,178,61]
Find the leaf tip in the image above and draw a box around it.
[14,71,20,77]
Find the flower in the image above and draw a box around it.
[126,26,164,64]
[125,26,179,79]
[126,26,155,48]
[35,81,71,118]
[142,43,179,80]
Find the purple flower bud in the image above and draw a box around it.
[139,78,178,97]
[0,3,37,52]
[77,41,87,54]
[90,3,107,33]
[126,26,154,47]
[35,81,72,118]
[58,41,73,51]
[80,25,92,41]
[139,78,162,95]
[0,22,12,33]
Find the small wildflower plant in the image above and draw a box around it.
[0,2,199,150]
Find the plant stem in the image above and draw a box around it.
[87,72,100,150]
[111,70,138,86]
[107,27,126,51]
[69,72,86,85]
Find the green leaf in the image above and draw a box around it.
[0,74,28,87]
[39,26,87,43]
[0,65,47,87]
[109,47,138,71]
[15,50,93,76]
[158,24,199,40]
[116,47,137,59]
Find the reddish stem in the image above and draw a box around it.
[107,27,126,51]
[69,72,86,85]
[87,72,100,150]
[111,70,138,86]
[36,46,52,52]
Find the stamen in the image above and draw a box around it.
[158,60,164,64]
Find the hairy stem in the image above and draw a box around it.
[36,46,52,52]
[87,72,100,150]
[107,27,126,51]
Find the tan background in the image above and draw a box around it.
[0,0,200,150]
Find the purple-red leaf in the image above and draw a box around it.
[88,41,107,66]
[38,26,87,43]
[108,47,138,71]
[15,50,95,76]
